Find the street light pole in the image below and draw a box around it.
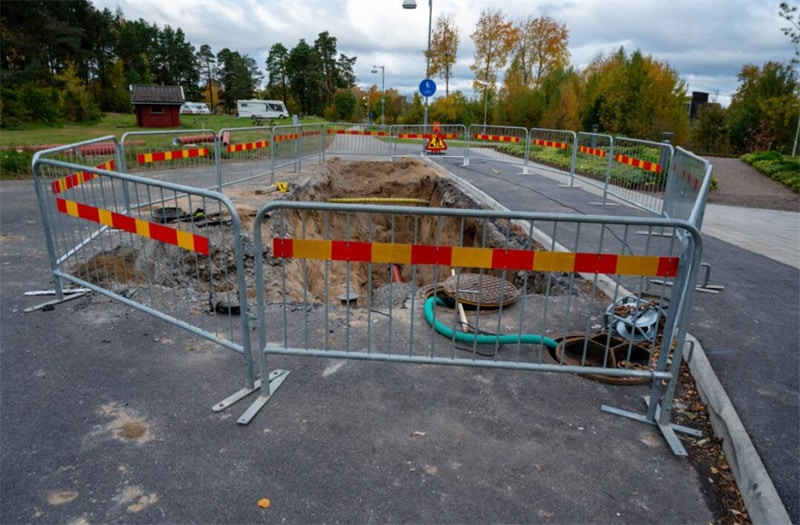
[371,65,385,126]
[403,0,432,127]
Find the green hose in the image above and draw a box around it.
[423,296,558,350]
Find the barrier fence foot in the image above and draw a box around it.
[24,290,91,313]
[601,396,701,457]
[212,382,261,413]
[236,369,290,425]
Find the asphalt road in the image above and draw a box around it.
[2,149,797,523]
[1,177,721,524]
[434,154,799,523]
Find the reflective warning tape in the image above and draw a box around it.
[137,148,209,164]
[56,198,209,255]
[397,133,458,140]
[272,238,678,277]
[578,146,607,158]
[473,134,521,143]
[274,133,301,142]
[51,161,115,194]
[614,154,661,173]
[531,138,569,149]
[679,168,702,190]
[228,140,269,153]
[327,129,389,137]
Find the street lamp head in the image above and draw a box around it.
[371,69,378,74]
[402,0,417,9]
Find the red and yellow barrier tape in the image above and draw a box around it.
[272,238,678,277]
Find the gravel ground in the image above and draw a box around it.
[705,156,799,211]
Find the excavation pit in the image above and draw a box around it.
[74,158,578,310]
[246,158,571,306]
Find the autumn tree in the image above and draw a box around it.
[511,15,569,89]
[427,13,460,96]
[690,103,730,155]
[470,8,517,127]
[580,47,689,141]
[325,88,357,121]
[539,67,583,130]
[726,61,799,153]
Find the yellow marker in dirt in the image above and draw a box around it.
[257,498,271,508]
[276,182,289,193]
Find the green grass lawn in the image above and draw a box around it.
[0,113,304,148]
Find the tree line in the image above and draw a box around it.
[1,1,798,155]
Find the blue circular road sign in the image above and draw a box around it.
[419,79,437,97]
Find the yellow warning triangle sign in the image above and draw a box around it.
[426,135,447,152]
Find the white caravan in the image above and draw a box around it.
[236,99,289,119]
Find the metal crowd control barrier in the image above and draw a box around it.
[573,131,615,201]
[250,200,704,455]
[28,123,715,454]
[218,125,274,187]
[605,137,673,216]
[32,135,121,179]
[528,128,577,178]
[119,129,219,190]
[391,124,467,162]
[663,147,714,227]
[323,122,392,160]
[30,155,260,414]
[271,123,324,173]
[465,124,529,172]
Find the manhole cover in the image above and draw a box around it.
[441,273,519,307]
[151,206,186,223]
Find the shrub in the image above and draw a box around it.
[0,149,34,179]
[741,151,800,192]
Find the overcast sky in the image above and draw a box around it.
[92,0,796,106]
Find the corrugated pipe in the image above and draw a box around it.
[423,296,558,349]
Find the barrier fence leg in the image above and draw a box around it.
[600,398,702,457]
[236,350,290,425]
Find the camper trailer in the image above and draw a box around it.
[236,100,288,119]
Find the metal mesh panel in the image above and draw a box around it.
[253,201,698,385]
[466,125,529,171]
[574,132,614,193]
[33,136,120,173]
[606,137,672,215]
[663,147,714,226]
[323,122,392,159]
[219,126,274,187]
[120,130,219,189]
[31,155,256,396]
[272,124,324,172]
[528,128,576,176]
